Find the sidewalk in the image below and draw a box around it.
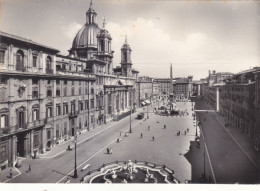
[214,112,260,169]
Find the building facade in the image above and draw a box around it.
[206,67,260,153]
[172,76,193,100]
[136,76,153,107]
[0,2,138,170]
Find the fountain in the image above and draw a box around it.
[82,160,179,184]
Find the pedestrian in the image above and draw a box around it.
[110,148,113,154]
[120,132,122,137]
[9,169,12,178]
[152,136,155,141]
[187,128,189,132]
[107,148,110,154]
[189,145,192,151]
[28,165,31,172]
[208,175,212,183]
[164,124,166,129]
[184,130,186,135]
[197,141,200,148]
[148,126,150,131]
[65,177,70,183]
[141,133,143,138]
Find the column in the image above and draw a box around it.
[11,135,17,167]
[41,128,46,153]
[30,130,34,157]
[216,87,219,112]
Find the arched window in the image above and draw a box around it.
[100,39,105,52]
[17,107,26,129]
[64,87,67,96]
[16,50,24,71]
[0,108,9,128]
[46,56,52,73]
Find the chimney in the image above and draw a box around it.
[213,70,216,75]
[209,70,211,75]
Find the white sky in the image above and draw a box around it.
[1,0,260,80]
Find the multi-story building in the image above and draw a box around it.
[136,76,153,107]
[152,81,159,100]
[172,76,193,100]
[153,78,171,100]
[0,2,138,170]
[207,70,233,87]
[206,67,260,152]
[254,70,260,152]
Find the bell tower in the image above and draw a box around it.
[96,17,113,74]
[120,36,132,77]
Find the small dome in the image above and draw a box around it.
[72,24,100,49]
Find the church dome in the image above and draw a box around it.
[71,0,100,50]
[72,24,100,49]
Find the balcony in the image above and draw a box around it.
[69,111,78,118]
[45,68,53,74]
[96,106,104,111]
[16,66,26,72]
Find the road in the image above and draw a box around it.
[5,100,199,183]
[195,100,259,183]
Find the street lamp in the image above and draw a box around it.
[129,88,132,133]
[195,123,198,137]
[147,104,149,119]
[73,135,78,178]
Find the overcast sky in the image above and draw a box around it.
[1,0,260,80]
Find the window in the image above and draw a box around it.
[64,80,67,85]
[90,98,94,109]
[16,50,24,71]
[17,108,25,128]
[79,88,81,95]
[72,81,74,85]
[0,78,7,85]
[64,87,67,96]
[56,129,60,139]
[85,100,89,110]
[47,80,51,84]
[32,109,39,121]
[32,90,38,98]
[47,107,52,118]
[63,103,68,114]
[47,130,51,139]
[91,115,94,123]
[32,79,38,85]
[56,104,61,116]
[0,114,8,128]
[56,80,60,85]
[0,144,8,162]
[33,133,39,148]
[56,89,60,97]
[79,81,81,85]
[71,88,74,96]
[46,56,52,73]
[47,89,52,97]
[85,87,88,94]
[33,55,37,67]
[0,50,5,64]
[79,101,83,111]
[91,88,94,94]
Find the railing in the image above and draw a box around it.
[1,118,47,136]
[45,68,53,74]
[16,66,26,72]
[69,111,78,118]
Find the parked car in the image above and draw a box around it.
[137,113,144,119]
